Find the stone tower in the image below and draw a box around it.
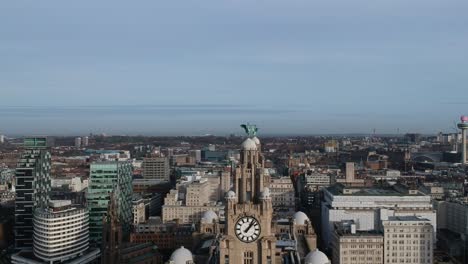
[219,129,276,264]
[101,190,123,264]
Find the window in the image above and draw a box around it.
[244,251,253,264]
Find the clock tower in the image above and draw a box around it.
[219,125,276,264]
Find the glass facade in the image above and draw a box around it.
[14,137,51,249]
[87,161,133,245]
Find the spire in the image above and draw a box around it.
[106,188,120,224]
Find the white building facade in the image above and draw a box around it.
[382,216,433,264]
[33,200,90,262]
[269,177,295,209]
[321,184,436,248]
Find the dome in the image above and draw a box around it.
[225,190,237,200]
[293,211,310,225]
[260,187,271,199]
[304,249,330,264]
[241,138,257,150]
[170,246,193,264]
[252,136,260,145]
[201,210,218,223]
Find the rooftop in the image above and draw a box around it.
[334,221,382,236]
[49,200,71,208]
[387,216,430,222]
[121,242,157,255]
[326,183,424,197]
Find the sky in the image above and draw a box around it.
[1,0,468,136]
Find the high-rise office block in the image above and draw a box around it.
[86,161,133,245]
[14,137,51,249]
[12,199,101,264]
[33,200,90,262]
[142,156,170,182]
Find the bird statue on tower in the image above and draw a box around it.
[241,123,258,138]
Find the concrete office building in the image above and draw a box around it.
[33,200,90,262]
[437,200,468,239]
[162,180,224,224]
[86,161,133,245]
[436,200,468,262]
[15,137,52,249]
[132,195,146,224]
[382,216,433,264]
[185,179,210,206]
[332,220,384,264]
[12,200,100,264]
[142,156,170,182]
[202,173,224,202]
[269,176,295,212]
[322,184,436,248]
[297,173,332,208]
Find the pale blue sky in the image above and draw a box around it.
[1,0,468,135]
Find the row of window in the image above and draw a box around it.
[387,234,428,238]
[343,245,382,249]
[386,258,431,263]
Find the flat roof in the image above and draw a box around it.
[387,216,430,221]
[326,184,424,196]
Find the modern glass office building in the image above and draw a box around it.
[87,161,133,245]
[14,137,51,249]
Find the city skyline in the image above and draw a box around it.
[1,0,468,134]
[2,1,468,264]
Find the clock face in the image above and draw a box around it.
[235,216,261,243]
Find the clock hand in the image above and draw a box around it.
[244,221,255,233]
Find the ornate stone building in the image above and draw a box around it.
[192,126,318,264]
[218,133,277,264]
